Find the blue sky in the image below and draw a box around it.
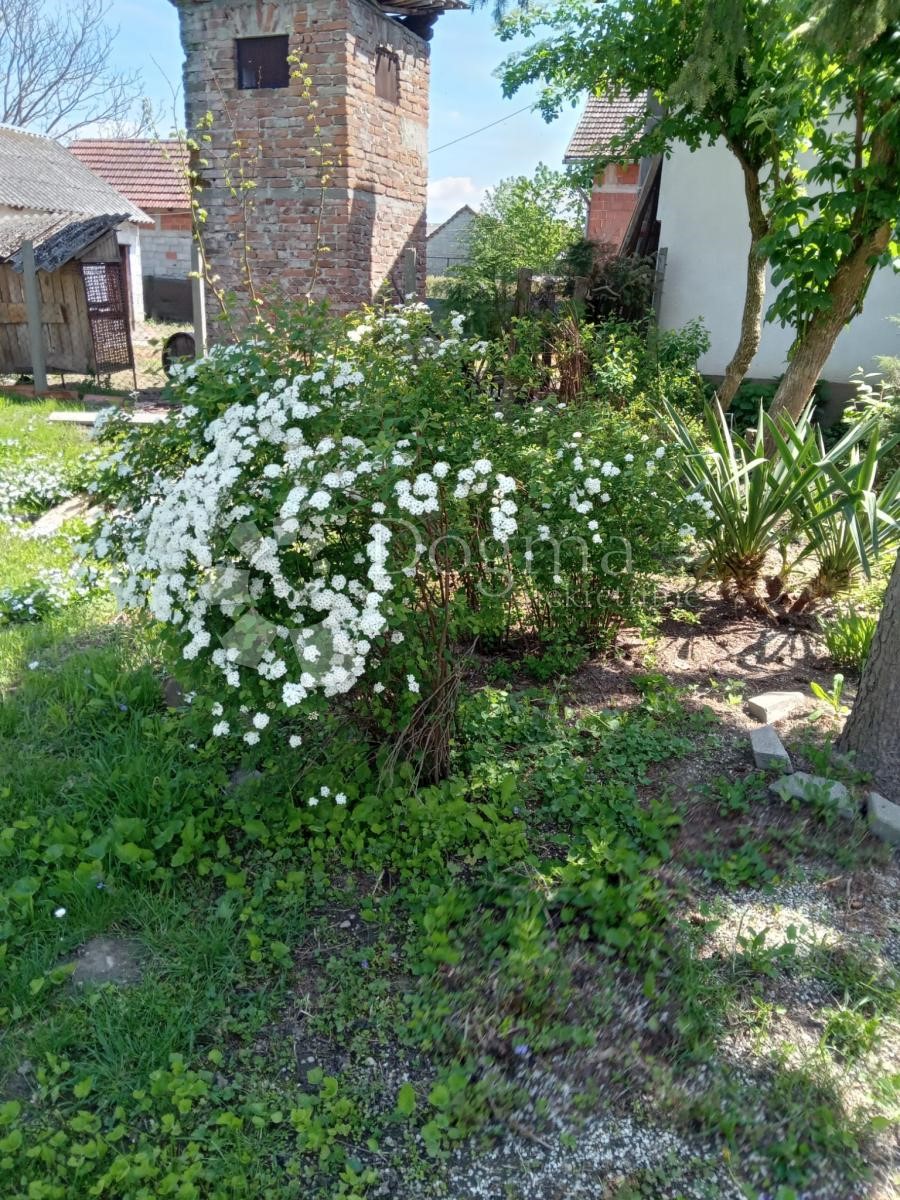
[106,1,579,222]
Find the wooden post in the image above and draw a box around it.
[572,276,590,307]
[191,240,207,358]
[514,268,533,318]
[402,246,417,299]
[21,240,47,392]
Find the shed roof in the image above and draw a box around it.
[0,124,149,224]
[426,205,477,241]
[564,94,648,163]
[69,140,191,212]
[0,210,129,273]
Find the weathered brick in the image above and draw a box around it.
[172,0,433,319]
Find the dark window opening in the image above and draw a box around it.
[375,49,400,103]
[236,35,290,90]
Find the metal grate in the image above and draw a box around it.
[80,262,135,375]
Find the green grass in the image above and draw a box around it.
[1,392,898,1198]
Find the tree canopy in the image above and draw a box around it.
[442,164,585,336]
[499,0,900,417]
[0,0,146,140]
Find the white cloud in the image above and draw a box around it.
[427,176,486,225]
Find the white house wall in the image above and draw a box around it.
[114,222,145,328]
[656,138,899,383]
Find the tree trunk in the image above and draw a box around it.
[767,218,894,424]
[718,166,770,411]
[836,549,900,800]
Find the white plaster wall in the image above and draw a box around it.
[115,222,145,327]
[656,138,900,382]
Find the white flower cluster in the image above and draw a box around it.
[96,304,515,749]
[685,490,716,521]
[0,458,74,532]
[567,452,624,515]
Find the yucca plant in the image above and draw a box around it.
[775,416,900,610]
[664,400,823,610]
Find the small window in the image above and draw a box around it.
[375,49,400,103]
[236,35,290,90]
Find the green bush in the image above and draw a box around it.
[819,606,879,671]
[443,165,584,338]
[91,302,698,780]
[664,397,900,611]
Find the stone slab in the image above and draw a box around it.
[29,495,97,537]
[769,772,856,818]
[67,936,146,988]
[867,792,900,846]
[750,725,793,773]
[47,409,167,426]
[747,690,805,724]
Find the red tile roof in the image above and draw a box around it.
[69,139,190,213]
[564,94,648,163]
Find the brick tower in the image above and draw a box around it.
[170,0,462,318]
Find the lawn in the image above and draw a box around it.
[1,390,899,1200]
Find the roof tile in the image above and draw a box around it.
[564,95,648,163]
[69,139,191,213]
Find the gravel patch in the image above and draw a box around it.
[398,1067,740,1199]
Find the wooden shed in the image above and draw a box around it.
[0,211,136,381]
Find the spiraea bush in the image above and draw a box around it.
[91,303,705,777]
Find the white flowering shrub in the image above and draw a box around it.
[92,303,703,775]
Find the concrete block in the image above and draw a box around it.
[747,690,805,723]
[29,495,94,537]
[867,792,900,846]
[769,772,856,819]
[750,725,793,773]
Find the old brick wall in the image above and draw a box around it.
[172,0,430,320]
[586,162,640,251]
[344,1,429,300]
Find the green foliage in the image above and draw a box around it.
[664,399,823,606]
[2,380,896,1197]
[90,303,698,778]
[822,1004,882,1061]
[810,673,848,716]
[763,28,900,340]
[819,605,879,670]
[665,396,900,609]
[443,164,584,337]
[784,412,900,602]
[501,0,899,411]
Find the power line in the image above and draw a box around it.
[429,103,535,154]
